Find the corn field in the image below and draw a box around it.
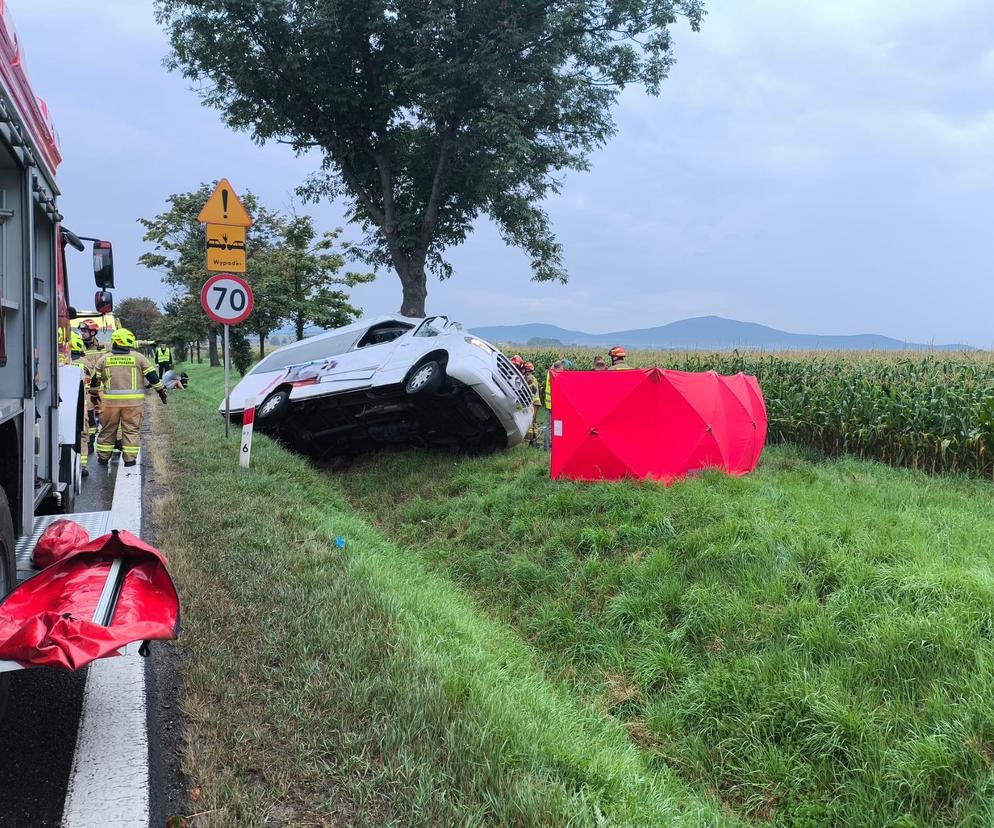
[514,347,994,477]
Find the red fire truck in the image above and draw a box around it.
[0,8,115,620]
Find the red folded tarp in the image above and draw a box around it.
[0,530,180,670]
[550,368,767,483]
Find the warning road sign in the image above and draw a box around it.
[206,224,246,273]
[198,178,252,227]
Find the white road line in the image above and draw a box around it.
[61,454,149,828]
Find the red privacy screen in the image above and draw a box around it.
[549,368,767,483]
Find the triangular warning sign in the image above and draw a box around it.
[198,178,252,227]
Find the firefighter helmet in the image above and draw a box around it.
[608,346,626,361]
[112,328,137,349]
[510,355,524,368]
[79,319,99,335]
[70,331,85,354]
[523,361,535,373]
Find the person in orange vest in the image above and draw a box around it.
[89,328,167,467]
[608,346,633,370]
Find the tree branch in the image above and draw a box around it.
[417,115,460,257]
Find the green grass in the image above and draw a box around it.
[151,363,733,826]
[333,430,994,825]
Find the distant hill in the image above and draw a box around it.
[470,316,971,352]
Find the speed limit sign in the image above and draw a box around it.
[201,273,254,325]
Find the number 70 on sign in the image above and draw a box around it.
[200,273,254,326]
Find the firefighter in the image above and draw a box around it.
[522,361,541,447]
[79,319,103,360]
[154,340,172,376]
[78,319,103,452]
[89,328,167,467]
[544,359,563,412]
[608,346,633,370]
[70,331,94,477]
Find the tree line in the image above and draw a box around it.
[134,183,373,372]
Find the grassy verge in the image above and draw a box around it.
[149,363,732,826]
[334,420,994,824]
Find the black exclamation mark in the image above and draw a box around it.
[222,189,229,220]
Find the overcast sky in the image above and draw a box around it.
[13,0,994,344]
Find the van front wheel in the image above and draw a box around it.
[405,361,444,397]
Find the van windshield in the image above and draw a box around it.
[414,317,448,337]
[250,331,359,374]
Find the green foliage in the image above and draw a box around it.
[252,215,373,342]
[228,327,254,375]
[516,346,994,478]
[155,0,704,315]
[336,439,994,826]
[114,296,161,340]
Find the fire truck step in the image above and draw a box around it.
[14,511,113,584]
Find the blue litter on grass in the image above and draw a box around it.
[336,537,346,549]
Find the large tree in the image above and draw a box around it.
[115,296,162,340]
[155,0,703,317]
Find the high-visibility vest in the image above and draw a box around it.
[91,350,163,405]
[155,345,172,363]
[545,372,553,409]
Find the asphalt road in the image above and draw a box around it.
[0,462,117,827]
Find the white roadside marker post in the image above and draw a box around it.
[240,397,256,468]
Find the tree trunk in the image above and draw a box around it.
[196,340,202,363]
[208,329,220,367]
[295,315,305,341]
[258,332,266,359]
[398,261,428,318]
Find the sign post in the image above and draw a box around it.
[200,273,254,438]
[198,179,254,443]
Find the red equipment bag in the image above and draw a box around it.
[0,530,180,670]
[550,368,767,483]
[32,519,90,568]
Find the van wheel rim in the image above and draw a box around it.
[410,365,434,390]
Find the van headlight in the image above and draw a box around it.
[465,336,495,354]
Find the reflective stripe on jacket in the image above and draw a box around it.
[90,349,164,405]
[526,375,540,406]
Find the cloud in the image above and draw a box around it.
[8,0,994,343]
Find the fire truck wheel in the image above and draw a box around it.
[58,446,77,514]
[0,487,15,718]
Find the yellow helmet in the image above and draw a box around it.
[112,328,137,349]
[70,331,85,354]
